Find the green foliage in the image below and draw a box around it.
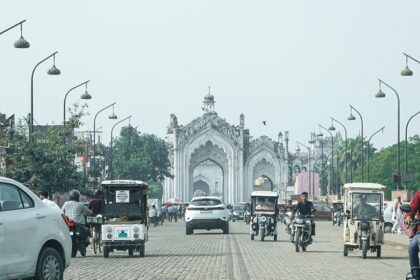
[1,106,87,194]
[148,181,163,199]
[111,126,172,184]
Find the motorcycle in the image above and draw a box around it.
[332,210,344,226]
[291,210,315,252]
[244,210,251,225]
[283,211,294,235]
[65,216,89,257]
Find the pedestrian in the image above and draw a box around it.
[160,204,167,221]
[38,190,60,210]
[149,205,158,226]
[392,196,402,234]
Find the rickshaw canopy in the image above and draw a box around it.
[343,183,386,191]
[250,191,279,198]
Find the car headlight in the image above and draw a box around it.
[233,212,238,215]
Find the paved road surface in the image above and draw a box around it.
[64,220,409,279]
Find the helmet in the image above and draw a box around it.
[69,189,80,202]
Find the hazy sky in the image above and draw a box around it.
[2,1,420,150]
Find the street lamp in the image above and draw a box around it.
[328,123,340,196]
[1,20,30,48]
[319,124,334,195]
[401,53,420,76]
[316,131,324,194]
[331,117,349,184]
[297,141,312,196]
[109,115,132,179]
[405,111,420,188]
[30,52,61,135]
[366,126,385,182]
[92,103,117,188]
[375,79,401,189]
[63,80,91,123]
[347,105,364,182]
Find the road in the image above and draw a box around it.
[64,220,408,280]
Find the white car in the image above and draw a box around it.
[185,196,229,235]
[0,177,71,280]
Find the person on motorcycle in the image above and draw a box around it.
[293,192,315,242]
[353,194,377,218]
[62,190,93,254]
[405,191,420,278]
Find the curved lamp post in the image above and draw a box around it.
[330,117,348,184]
[375,79,401,189]
[366,126,385,182]
[1,20,30,48]
[316,131,324,194]
[297,141,312,196]
[109,115,132,179]
[30,52,61,135]
[319,124,334,195]
[347,105,364,182]
[63,80,91,123]
[405,111,420,188]
[92,103,117,188]
[401,53,420,76]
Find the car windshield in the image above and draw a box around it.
[191,199,222,206]
[351,193,382,220]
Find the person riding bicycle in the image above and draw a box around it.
[293,192,315,241]
[89,190,102,216]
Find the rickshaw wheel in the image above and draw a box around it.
[251,234,254,240]
[274,234,277,242]
[343,245,348,256]
[103,247,109,258]
[362,240,368,259]
[128,248,134,256]
[376,246,381,258]
[302,245,306,252]
[139,245,145,258]
[261,228,265,242]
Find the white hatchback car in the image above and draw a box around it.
[0,177,71,280]
[185,196,229,235]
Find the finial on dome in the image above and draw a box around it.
[202,85,215,113]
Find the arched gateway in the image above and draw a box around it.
[163,91,289,205]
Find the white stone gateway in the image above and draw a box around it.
[163,91,290,205]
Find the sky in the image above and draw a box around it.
[1,1,420,151]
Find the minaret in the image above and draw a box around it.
[202,86,215,113]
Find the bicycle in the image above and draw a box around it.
[87,216,102,254]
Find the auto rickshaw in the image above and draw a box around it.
[249,191,279,241]
[100,180,149,258]
[331,199,344,226]
[343,183,385,259]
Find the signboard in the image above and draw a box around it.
[116,190,130,203]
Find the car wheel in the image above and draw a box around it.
[251,234,254,240]
[223,225,229,234]
[186,226,193,235]
[35,247,64,280]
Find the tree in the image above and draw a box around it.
[1,106,87,194]
[111,126,172,183]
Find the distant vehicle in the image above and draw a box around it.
[313,204,332,221]
[232,205,245,221]
[185,196,229,235]
[0,177,71,280]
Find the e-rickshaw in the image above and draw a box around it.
[101,180,149,258]
[249,191,279,241]
[343,183,385,259]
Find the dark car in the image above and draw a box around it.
[232,205,244,221]
[313,204,332,221]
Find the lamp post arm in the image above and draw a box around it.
[405,111,420,176]
[0,20,26,35]
[63,80,90,123]
[368,126,385,144]
[403,52,420,65]
[111,115,132,145]
[30,51,58,134]
[331,117,348,183]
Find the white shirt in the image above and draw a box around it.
[41,198,61,210]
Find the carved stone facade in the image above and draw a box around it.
[163,93,289,204]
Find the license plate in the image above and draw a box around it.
[200,210,213,213]
[117,230,129,238]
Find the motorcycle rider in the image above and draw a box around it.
[293,192,315,242]
[62,190,93,255]
[405,191,420,279]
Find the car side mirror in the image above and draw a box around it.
[400,204,412,213]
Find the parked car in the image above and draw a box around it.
[0,177,72,280]
[313,204,332,220]
[185,196,229,235]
